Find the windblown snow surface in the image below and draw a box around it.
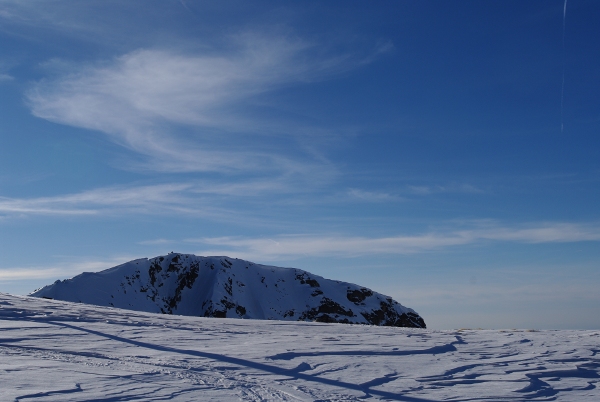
[1,294,599,401]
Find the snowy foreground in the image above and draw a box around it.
[1,293,599,401]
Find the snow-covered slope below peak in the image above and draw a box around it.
[2,293,599,401]
[30,253,425,328]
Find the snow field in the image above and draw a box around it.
[1,293,599,401]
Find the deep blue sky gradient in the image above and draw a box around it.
[1,0,599,329]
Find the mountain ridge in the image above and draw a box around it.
[31,253,426,328]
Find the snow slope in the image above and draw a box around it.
[30,253,425,328]
[1,293,599,401]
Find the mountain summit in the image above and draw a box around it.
[31,253,425,328]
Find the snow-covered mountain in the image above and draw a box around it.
[30,253,425,328]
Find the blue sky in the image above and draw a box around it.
[1,0,599,329]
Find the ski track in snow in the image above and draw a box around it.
[1,294,599,401]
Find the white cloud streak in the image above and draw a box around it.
[347,188,401,202]
[189,223,600,260]
[0,180,307,220]
[0,183,195,216]
[3,184,599,254]
[193,234,470,260]
[0,257,131,282]
[26,34,373,175]
[466,224,600,243]
[137,238,173,246]
[408,183,484,195]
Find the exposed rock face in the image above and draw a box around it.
[30,253,426,328]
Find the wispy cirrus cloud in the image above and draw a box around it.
[187,222,600,260]
[191,234,470,260]
[0,256,134,282]
[0,179,308,220]
[0,58,16,82]
[465,224,600,243]
[345,183,483,202]
[347,188,402,202]
[0,183,211,217]
[408,183,484,195]
[25,34,384,176]
[137,238,174,246]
